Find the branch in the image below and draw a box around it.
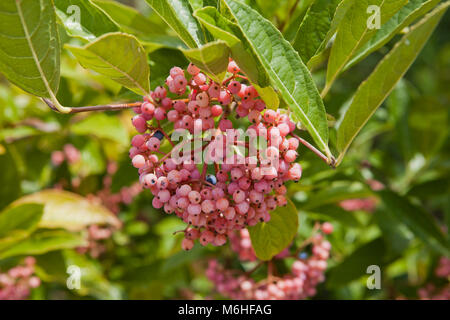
[292,133,336,168]
[42,98,141,114]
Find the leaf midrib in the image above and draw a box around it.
[15,0,56,99]
[328,0,387,87]
[80,35,148,94]
[229,3,329,155]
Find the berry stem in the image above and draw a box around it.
[222,74,236,86]
[292,134,336,168]
[43,98,141,113]
[292,223,321,258]
[156,121,175,147]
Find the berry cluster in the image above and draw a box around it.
[51,143,81,167]
[229,229,257,261]
[129,60,303,249]
[0,257,40,300]
[206,230,331,300]
[416,257,450,300]
[76,225,114,258]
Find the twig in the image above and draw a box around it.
[43,98,141,114]
[292,134,336,168]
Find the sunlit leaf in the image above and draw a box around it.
[223,0,331,157]
[181,40,230,83]
[336,3,449,162]
[346,0,440,69]
[0,0,61,100]
[194,6,269,87]
[324,0,407,95]
[66,32,150,95]
[0,229,86,259]
[12,189,121,232]
[248,199,298,261]
[54,0,119,41]
[145,0,205,48]
[92,0,164,35]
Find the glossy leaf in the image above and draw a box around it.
[336,3,449,161]
[0,230,86,259]
[223,0,331,157]
[54,0,119,41]
[92,0,164,36]
[141,35,187,53]
[324,0,408,95]
[292,0,342,63]
[145,0,205,48]
[182,41,230,83]
[66,33,150,95]
[307,0,355,67]
[194,6,268,86]
[346,0,440,69]
[248,200,298,261]
[12,190,121,232]
[0,0,61,99]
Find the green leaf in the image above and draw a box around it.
[145,0,205,48]
[92,0,164,36]
[0,203,44,250]
[0,0,63,106]
[346,0,440,69]
[248,199,298,261]
[307,0,355,67]
[327,237,386,287]
[181,40,230,83]
[141,35,187,53]
[11,190,121,232]
[194,6,268,87]
[253,84,279,110]
[292,0,342,63]
[324,0,408,96]
[223,0,331,157]
[66,32,150,95]
[0,149,21,210]
[54,0,119,41]
[336,3,449,162]
[71,113,129,147]
[378,189,449,255]
[0,229,86,259]
[63,250,123,299]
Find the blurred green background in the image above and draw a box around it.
[0,0,448,300]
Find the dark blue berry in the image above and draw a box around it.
[153,130,164,141]
[206,174,217,185]
[299,252,308,260]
